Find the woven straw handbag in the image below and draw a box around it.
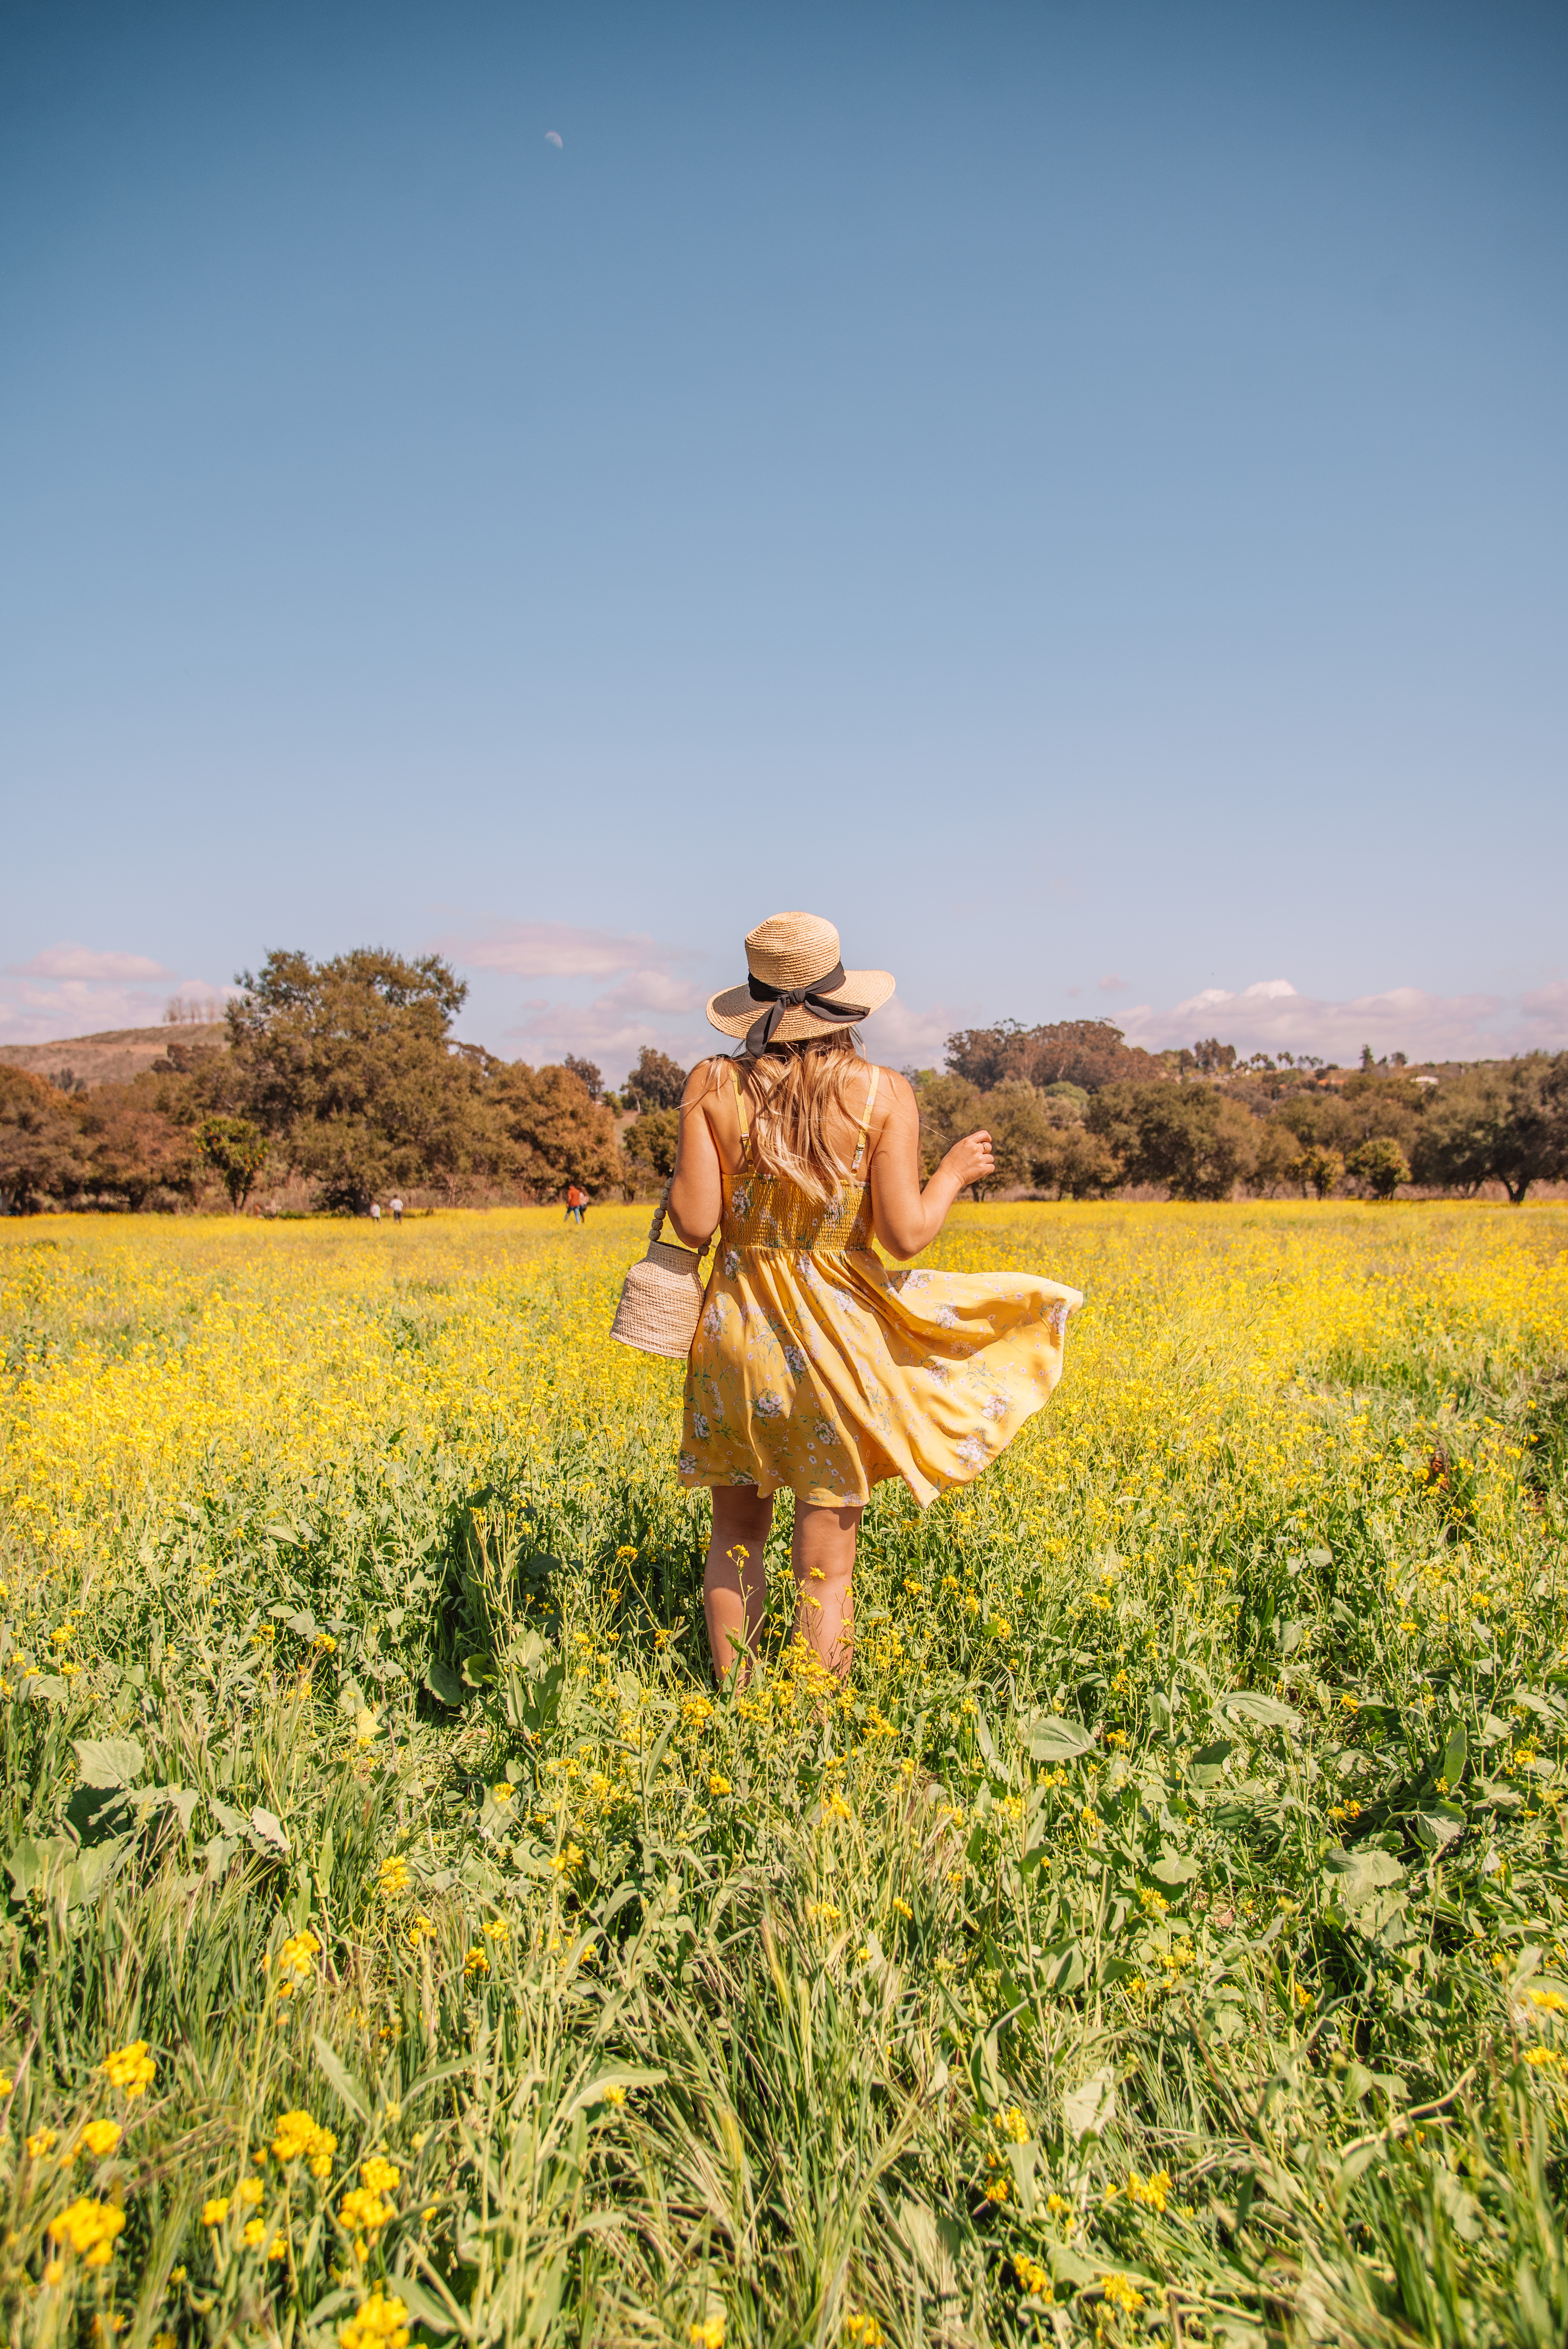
[608,1183,709,1359]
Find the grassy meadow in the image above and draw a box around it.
[1,1199,1566,2349]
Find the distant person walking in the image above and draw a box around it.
[370,1200,382,1224]
[389,1195,404,1224]
[565,1184,587,1225]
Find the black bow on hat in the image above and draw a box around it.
[745,961,870,1055]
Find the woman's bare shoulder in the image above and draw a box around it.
[682,1054,737,1109]
[871,1064,918,1111]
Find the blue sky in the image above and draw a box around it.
[1,0,1564,1076]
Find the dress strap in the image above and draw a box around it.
[850,1065,880,1173]
[731,1065,751,1156]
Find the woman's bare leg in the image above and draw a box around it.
[791,1502,862,1677]
[703,1486,775,1679]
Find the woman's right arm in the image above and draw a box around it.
[867,1069,994,1261]
[665,1060,726,1250]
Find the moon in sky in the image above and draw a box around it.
[544,130,563,148]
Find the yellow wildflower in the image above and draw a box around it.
[100,2040,156,2098]
[340,2287,412,2349]
[201,2197,230,2227]
[274,1930,322,1996]
[338,2185,396,2235]
[271,2110,337,2173]
[78,2119,122,2159]
[47,2198,126,2267]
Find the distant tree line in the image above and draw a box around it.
[4,980,1565,1214]
[919,1018,1568,1205]
[0,951,693,1216]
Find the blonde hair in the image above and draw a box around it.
[702,1033,867,1204]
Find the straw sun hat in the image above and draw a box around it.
[705,911,896,1056]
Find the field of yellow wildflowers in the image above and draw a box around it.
[1,1200,1566,2348]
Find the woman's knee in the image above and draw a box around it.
[710,1486,774,1546]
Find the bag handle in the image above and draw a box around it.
[649,1180,707,1257]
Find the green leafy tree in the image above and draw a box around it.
[1031,1122,1121,1200]
[623,1107,680,1189]
[561,1055,604,1102]
[1298,1145,1344,1200]
[1273,1091,1355,1154]
[1413,1055,1568,1204]
[196,1115,270,1210]
[226,947,490,1213]
[0,1068,87,1213]
[1087,1082,1259,1201]
[489,1063,623,1200]
[945,1017,1161,1093]
[74,1084,196,1210]
[1347,1136,1410,1201]
[622,1047,688,1113]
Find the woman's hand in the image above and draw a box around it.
[941,1129,994,1194]
[867,1086,998,1259]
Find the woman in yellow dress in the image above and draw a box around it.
[667,910,1082,1681]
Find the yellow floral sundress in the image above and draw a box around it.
[680,1067,1082,1508]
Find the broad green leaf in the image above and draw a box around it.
[1019,1712,1097,1763]
[1151,1850,1201,1886]
[424,1659,464,1708]
[1324,1847,1405,1904]
[1442,1722,1469,1787]
[1221,1690,1302,1731]
[1413,1801,1465,1851]
[1063,2065,1115,2141]
[248,1807,290,1855]
[72,1737,145,1790]
[1038,1940,1086,1994]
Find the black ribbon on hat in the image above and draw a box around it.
[745,961,869,1055]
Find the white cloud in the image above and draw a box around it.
[1097,973,1127,994]
[1117,977,1568,1063]
[438,920,683,980]
[0,943,237,1047]
[859,994,971,1066]
[6,942,173,982]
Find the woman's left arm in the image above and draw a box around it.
[666,1062,724,1250]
